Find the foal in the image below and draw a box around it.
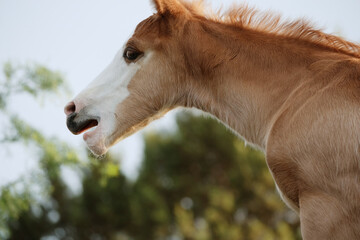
[65,0,360,238]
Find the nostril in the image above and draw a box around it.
[64,101,76,116]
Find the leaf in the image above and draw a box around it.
[3,62,14,81]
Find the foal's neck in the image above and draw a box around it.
[189,21,331,149]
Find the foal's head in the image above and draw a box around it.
[65,0,208,155]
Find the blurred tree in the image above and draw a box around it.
[0,62,78,239]
[134,113,301,240]
[0,63,301,240]
[0,62,68,111]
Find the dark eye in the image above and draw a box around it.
[123,47,142,62]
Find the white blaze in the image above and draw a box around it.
[76,47,139,113]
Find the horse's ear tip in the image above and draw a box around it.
[151,0,162,13]
[151,0,187,16]
[151,0,167,14]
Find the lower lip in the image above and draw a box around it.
[83,126,99,141]
[83,130,93,141]
[83,133,89,141]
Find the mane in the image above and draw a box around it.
[181,0,360,58]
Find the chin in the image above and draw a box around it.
[86,142,108,156]
[82,125,110,156]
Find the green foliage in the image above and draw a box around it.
[0,62,77,239]
[0,183,32,239]
[0,62,69,110]
[0,187,31,220]
[134,114,300,240]
[0,63,301,239]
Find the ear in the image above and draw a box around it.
[152,0,189,16]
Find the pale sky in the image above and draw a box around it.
[0,0,359,186]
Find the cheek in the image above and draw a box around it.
[127,57,166,96]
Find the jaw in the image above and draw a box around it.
[83,108,170,156]
[81,113,145,156]
[83,122,142,156]
[82,115,115,156]
[83,125,108,156]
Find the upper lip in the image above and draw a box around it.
[66,112,99,135]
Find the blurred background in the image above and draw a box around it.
[0,0,359,239]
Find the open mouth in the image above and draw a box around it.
[66,113,99,135]
[75,119,99,135]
